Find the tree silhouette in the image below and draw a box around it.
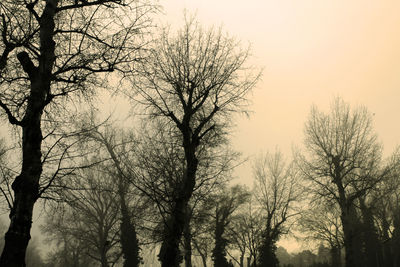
[132,16,260,267]
[297,98,390,267]
[253,150,301,267]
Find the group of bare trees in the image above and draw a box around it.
[297,98,400,267]
[0,1,399,267]
[0,1,264,266]
[0,0,155,265]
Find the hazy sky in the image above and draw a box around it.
[21,0,400,255]
[161,0,400,188]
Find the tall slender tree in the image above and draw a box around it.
[253,150,301,267]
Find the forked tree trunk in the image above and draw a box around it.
[0,1,57,266]
[336,173,362,267]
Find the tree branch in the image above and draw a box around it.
[56,0,124,12]
[25,0,40,23]
[0,99,22,125]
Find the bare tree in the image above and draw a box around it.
[253,150,301,267]
[296,98,388,267]
[79,115,233,266]
[225,196,263,267]
[211,185,250,267]
[0,1,155,264]
[81,119,145,267]
[134,15,259,266]
[43,165,122,267]
[298,202,344,267]
[132,16,260,267]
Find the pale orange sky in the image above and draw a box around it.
[161,0,400,184]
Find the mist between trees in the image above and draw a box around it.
[0,1,399,267]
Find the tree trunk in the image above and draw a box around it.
[201,254,208,267]
[392,217,400,267]
[184,235,192,267]
[257,226,279,267]
[0,1,57,266]
[158,200,187,267]
[104,127,141,267]
[336,178,362,267]
[381,217,393,267]
[0,166,39,267]
[120,203,140,267]
[331,245,341,267]
[119,184,140,267]
[341,211,355,267]
[100,248,109,267]
[257,241,278,267]
[248,256,256,267]
[193,239,208,267]
[212,214,229,267]
[184,209,192,267]
[239,252,244,267]
[359,199,383,267]
[159,140,198,267]
[340,203,363,267]
[0,119,43,265]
